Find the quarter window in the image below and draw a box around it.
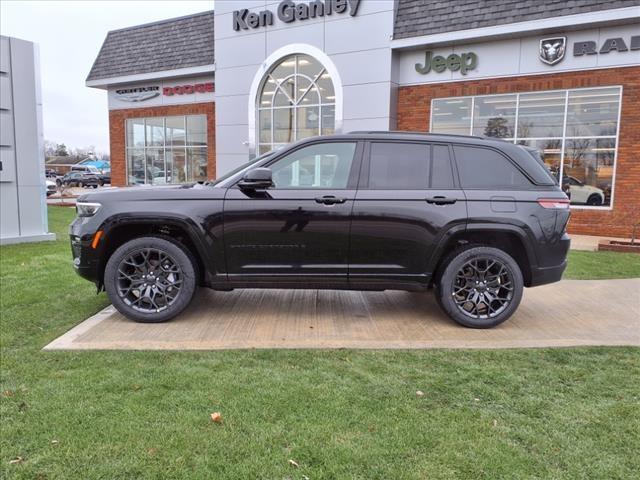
[125,115,208,185]
[270,142,356,189]
[431,86,621,207]
[454,146,530,189]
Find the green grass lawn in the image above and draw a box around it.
[1,207,639,479]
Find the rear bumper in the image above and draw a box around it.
[529,233,571,287]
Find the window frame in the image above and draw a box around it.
[124,115,208,185]
[359,140,459,190]
[233,139,364,190]
[430,85,623,210]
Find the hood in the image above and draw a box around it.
[77,183,225,203]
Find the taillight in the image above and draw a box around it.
[537,198,570,209]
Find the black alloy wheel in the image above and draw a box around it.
[104,236,197,323]
[436,246,523,328]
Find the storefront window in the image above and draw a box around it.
[257,54,335,155]
[431,86,622,208]
[125,115,207,185]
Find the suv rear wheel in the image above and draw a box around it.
[104,236,197,323]
[436,246,523,328]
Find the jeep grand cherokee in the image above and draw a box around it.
[70,132,570,328]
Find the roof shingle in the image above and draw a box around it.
[87,11,214,82]
[394,0,640,39]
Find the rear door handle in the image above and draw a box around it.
[425,196,457,205]
[315,195,347,205]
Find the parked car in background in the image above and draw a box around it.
[97,172,111,186]
[45,169,58,178]
[45,179,57,196]
[57,171,100,188]
[70,132,571,329]
[71,165,101,175]
[562,176,605,205]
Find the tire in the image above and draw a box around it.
[92,184,98,189]
[586,194,602,206]
[78,181,84,188]
[435,246,523,328]
[56,179,62,187]
[104,236,197,323]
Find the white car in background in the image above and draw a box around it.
[45,179,57,197]
[562,176,605,206]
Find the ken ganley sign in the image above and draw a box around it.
[233,0,361,31]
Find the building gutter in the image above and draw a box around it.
[86,64,216,89]
[391,6,640,50]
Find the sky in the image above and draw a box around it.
[0,0,213,154]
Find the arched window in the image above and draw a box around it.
[257,54,335,154]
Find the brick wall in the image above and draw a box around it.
[108,102,216,187]
[397,66,640,238]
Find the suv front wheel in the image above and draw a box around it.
[104,236,197,323]
[436,246,524,328]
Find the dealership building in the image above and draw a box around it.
[87,0,640,237]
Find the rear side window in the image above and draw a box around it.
[369,142,430,189]
[368,142,455,189]
[454,146,531,189]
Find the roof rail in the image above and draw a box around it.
[348,130,486,140]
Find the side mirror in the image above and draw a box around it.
[238,167,273,190]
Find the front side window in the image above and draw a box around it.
[454,146,530,189]
[125,115,207,185]
[270,142,356,189]
[431,86,621,207]
[257,54,336,155]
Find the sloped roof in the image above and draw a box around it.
[394,0,640,40]
[87,11,214,82]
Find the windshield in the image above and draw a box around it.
[207,151,274,186]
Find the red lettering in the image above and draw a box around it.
[163,87,174,96]
[163,82,214,96]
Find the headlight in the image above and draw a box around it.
[76,202,101,217]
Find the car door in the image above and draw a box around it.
[349,141,467,286]
[223,140,362,286]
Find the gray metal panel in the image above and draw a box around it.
[394,0,640,39]
[87,11,215,81]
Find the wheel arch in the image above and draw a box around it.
[95,215,211,287]
[429,224,537,287]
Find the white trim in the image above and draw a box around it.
[86,64,216,89]
[399,64,640,88]
[391,6,640,50]
[247,44,344,159]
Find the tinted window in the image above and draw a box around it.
[270,142,356,189]
[454,146,530,189]
[431,144,455,188]
[369,142,430,189]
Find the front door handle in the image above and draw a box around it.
[425,196,457,205]
[315,195,347,205]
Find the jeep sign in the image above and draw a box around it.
[415,51,478,75]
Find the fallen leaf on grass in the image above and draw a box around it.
[132,384,141,391]
[474,398,480,402]
[416,390,425,397]
[288,459,299,468]
[2,390,14,397]
[147,448,157,456]
[210,412,222,423]
[9,457,23,465]
[492,419,498,428]
[51,439,58,444]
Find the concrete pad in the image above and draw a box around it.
[570,234,632,251]
[44,279,640,351]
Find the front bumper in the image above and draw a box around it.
[69,217,101,284]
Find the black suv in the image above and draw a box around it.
[57,172,100,188]
[70,133,570,328]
